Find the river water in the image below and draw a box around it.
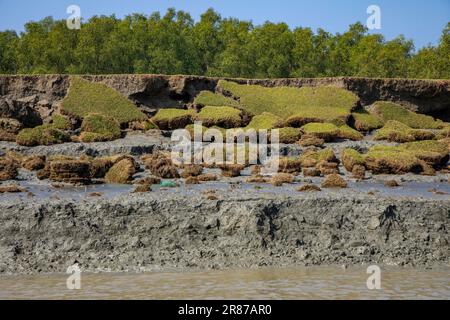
[1,266,449,300]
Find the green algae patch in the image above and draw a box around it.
[371,101,444,129]
[338,124,364,141]
[194,106,243,128]
[194,91,241,107]
[352,109,384,132]
[246,112,284,130]
[151,108,196,130]
[374,120,435,143]
[301,122,340,141]
[218,80,358,124]
[80,113,121,143]
[61,77,146,124]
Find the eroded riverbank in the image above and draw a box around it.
[0,187,449,275]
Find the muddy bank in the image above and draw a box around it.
[0,190,448,275]
[1,75,449,124]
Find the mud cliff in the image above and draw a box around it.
[1,75,449,125]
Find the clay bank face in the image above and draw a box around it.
[171,122,280,174]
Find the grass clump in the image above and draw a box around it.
[278,157,302,174]
[80,114,121,143]
[300,148,337,168]
[51,114,72,130]
[321,174,347,188]
[194,91,241,107]
[399,140,449,166]
[151,108,196,130]
[246,112,284,130]
[61,77,146,125]
[16,124,70,146]
[338,124,364,141]
[301,123,340,141]
[364,146,422,174]
[218,80,358,124]
[105,158,136,184]
[342,149,366,172]
[371,101,444,129]
[374,121,435,143]
[352,109,384,132]
[276,127,303,144]
[194,106,243,128]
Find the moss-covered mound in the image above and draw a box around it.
[151,109,196,130]
[364,145,422,174]
[371,101,444,129]
[338,124,364,141]
[351,109,384,132]
[276,127,303,144]
[105,158,136,184]
[400,140,449,166]
[16,124,70,147]
[246,112,284,130]
[80,114,121,143]
[218,80,358,124]
[278,157,302,174]
[300,148,338,168]
[342,148,366,172]
[61,77,146,124]
[374,120,435,143]
[194,91,241,107]
[194,106,243,128]
[51,114,72,130]
[301,123,340,141]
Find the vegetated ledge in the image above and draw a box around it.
[0,75,449,122]
[0,192,448,274]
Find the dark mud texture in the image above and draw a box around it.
[1,75,449,123]
[0,192,448,274]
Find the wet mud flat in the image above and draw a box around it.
[0,179,449,275]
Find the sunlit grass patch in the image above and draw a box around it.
[218,80,358,123]
[194,106,243,128]
[16,124,70,146]
[194,91,241,107]
[61,77,146,124]
[338,124,364,141]
[371,101,444,129]
[352,109,384,132]
[152,108,196,130]
[80,113,121,143]
[246,112,284,130]
[301,122,340,141]
[374,120,435,143]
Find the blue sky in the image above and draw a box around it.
[0,0,448,49]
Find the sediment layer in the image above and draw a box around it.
[0,192,448,274]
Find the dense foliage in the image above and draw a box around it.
[0,8,448,78]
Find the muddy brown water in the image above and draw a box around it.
[1,266,449,300]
